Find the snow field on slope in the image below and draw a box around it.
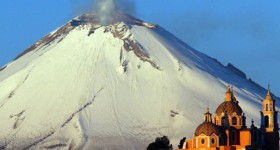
[0,22,278,149]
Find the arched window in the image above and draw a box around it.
[232,117,237,125]
[211,138,215,144]
[201,138,205,144]
[222,117,226,126]
[266,104,268,111]
[265,116,269,128]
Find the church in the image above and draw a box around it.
[178,86,279,150]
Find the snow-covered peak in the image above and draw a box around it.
[0,13,279,149]
[71,12,157,28]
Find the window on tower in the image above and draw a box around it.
[266,104,268,111]
[265,115,269,128]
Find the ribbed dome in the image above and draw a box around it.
[195,122,221,136]
[215,101,243,115]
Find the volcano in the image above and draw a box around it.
[0,12,279,149]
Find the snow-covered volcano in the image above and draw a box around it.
[0,12,279,149]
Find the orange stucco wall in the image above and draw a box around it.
[179,130,252,150]
[239,130,251,147]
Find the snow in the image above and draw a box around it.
[0,19,279,149]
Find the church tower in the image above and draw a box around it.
[260,87,279,150]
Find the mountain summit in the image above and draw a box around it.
[0,13,278,149]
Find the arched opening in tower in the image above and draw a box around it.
[264,116,269,128]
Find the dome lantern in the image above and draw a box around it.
[204,107,212,123]
[225,85,236,102]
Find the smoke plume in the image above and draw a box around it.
[94,0,117,25]
[94,0,136,25]
[71,0,136,25]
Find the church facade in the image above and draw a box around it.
[178,86,279,150]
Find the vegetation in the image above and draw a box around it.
[178,137,186,149]
[147,136,173,150]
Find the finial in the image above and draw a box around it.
[206,107,209,113]
[251,119,255,128]
[227,85,231,92]
[267,84,271,96]
[207,100,209,111]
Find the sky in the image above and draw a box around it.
[0,0,280,96]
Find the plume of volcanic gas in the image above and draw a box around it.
[71,0,136,25]
[92,0,136,25]
[94,0,117,25]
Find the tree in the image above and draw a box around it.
[178,137,186,149]
[147,136,173,150]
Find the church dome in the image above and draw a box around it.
[215,101,243,116]
[215,85,243,116]
[195,122,221,136]
[195,108,221,136]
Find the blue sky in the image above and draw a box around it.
[0,0,280,96]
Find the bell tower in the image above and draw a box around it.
[260,86,279,150]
